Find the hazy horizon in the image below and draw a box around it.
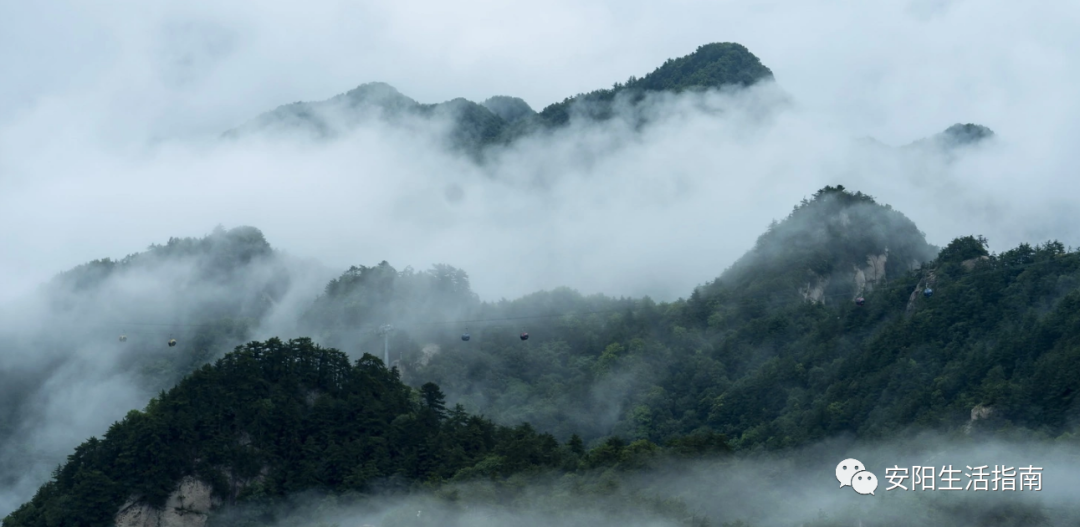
[4,0,1080,306]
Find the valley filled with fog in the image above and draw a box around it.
[2,1,1080,526]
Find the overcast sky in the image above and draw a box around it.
[2,0,1079,303]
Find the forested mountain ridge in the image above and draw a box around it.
[388,188,1080,450]
[222,43,774,153]
[1,338,728,527]
[7,187,1080,526]
[51,225,283,305]
[35,225,314,385]
[291,187,1080,451]
[715,185,939,304]
[530,42,772,129]
[0,226,336,513]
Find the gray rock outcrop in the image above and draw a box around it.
[115,477,219,527]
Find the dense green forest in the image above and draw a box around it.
[1,338,728,527]
[532,42,772,128]
[6,186,1080,526]
[311,187,1080,450]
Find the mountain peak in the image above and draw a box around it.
[224,43,774,150]
[715,186,937,304]
[336,81,413,107]
[631,42,774,92]
[481,96,535,123]
[535,42,773,127]
[939,122,994,145]
[902,122,995,150]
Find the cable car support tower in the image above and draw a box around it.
[377,324,393,367]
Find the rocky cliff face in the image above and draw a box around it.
[800,251,888,304]
[963,404,996,435]
[962,255,990,270]
[115,477,219,527]
[853,252,888,298]
[800,273,829,304]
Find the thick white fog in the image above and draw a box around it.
[2,0,1080,522]
[2,0,1080,304]
[195,436,1080,526]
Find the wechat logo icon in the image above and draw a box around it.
[836,458,878,496]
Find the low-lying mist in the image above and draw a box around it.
[1,78,1078,517]
[3,73,1079,307]
[206,435,1080,527]
[3,2,1080,518]
[0,237,334,515]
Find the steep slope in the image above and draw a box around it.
[2,338,727,527]
[35,226,301,374]
[1,225,302,411]
[400,188,1080,450]
[0,227,332,516]
[532,42,773,129]
[904,122,996,150]
[0,338,553,526]
[6,189,1080,526]
[481,95,535,123]
[714,185,939,305]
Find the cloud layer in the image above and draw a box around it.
[2,0,1080,519]
[199,436,1080,527]
[3,0,1080,303]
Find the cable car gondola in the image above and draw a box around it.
[119,334,127,342]
[520,332,529,341]
[923,287,933,298]
[461,332,471,342]
[168,338,177,347]
[854,297,865,306]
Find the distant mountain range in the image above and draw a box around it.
[1,41,1026,526]
[222,43,775,153]
[10,185,1079,527]
[224,42,995,158]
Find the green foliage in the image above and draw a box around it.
[403,231,1080,454]
[938,235,989,263]
[309,262,478,329]
[717,185,938,301]
[1,339,562,527]
[418,98,509,157]
[665,430,732,457]
[3,336,731,527]
[12,187,1080,525]
[226,43,773,152]
[534,43,772,128]
[480,96,535,123]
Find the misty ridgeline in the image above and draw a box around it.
[1,43,1077,527]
